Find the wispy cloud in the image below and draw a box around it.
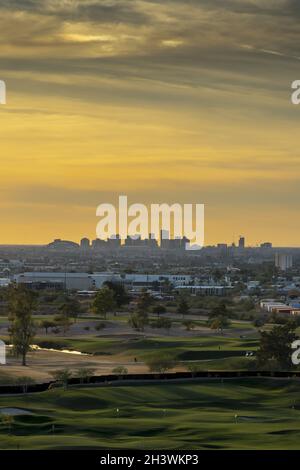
[0,0,300,244]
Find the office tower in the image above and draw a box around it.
[238,236,245,249]
[275,253,293,271]
[80,238,90,250]
[260,242,272,248]
[91,238,106,250]
[160,229,170,249]
[107,234,121,248]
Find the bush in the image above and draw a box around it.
[186,363,203,376]
[145,354,177,374]
[128,311,148,331]
[95,322,106,331]
[112,366,128,379]
[182,320,195,331]
[150,317,172,330]
[51,368,72,390]
[75,367,96,384]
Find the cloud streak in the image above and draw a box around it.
[0,0,300,244]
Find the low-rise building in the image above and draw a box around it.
[176,285,233,296]
[14,272,193,291]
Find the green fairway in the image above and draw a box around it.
[1,378,300,450]
[29,334,259,357]
[0,332,260,374]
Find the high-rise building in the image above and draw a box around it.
[238,236,245,249]
[217,243,228,250]
[160,229,170,249]
[107,234,121,248]
[275,253,293,271]
[260,242,272,249]
[91,238,106,250]
[146,234,158,248]
[80,238,90,250]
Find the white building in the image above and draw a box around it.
[14,272,193,291]
[275,253,293,271]
[0,278,11,288]
[176,285,233,296]
[14,272,96,290]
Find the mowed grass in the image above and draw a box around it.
[0,333,259,371]
[30,334,259,357]
[1,379,300,450]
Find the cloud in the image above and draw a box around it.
[0,0,299,64]
[0,0,300,244]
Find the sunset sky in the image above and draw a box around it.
[0,0,300,246]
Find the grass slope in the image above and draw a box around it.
[1,378,300,450]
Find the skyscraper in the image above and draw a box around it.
[80,238,90,250]
[238,236,245,249]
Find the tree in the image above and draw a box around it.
[151,317,172,333]
[92,287,116,320]
[161,278,173,294]
[128,311,148,331]
[75,367,96,384]
[213,269,223,281]
[8,285,37,366]
[112,366,128,379]
[152,304,166,318]
[137,291,153,312]
[186,363,202,377]
[209,301,228,320]
[183,320,195,331]
[52,326,61,335]
[241,299,255,312]
[177,297,190,319]
[51,368,73,390]
[40,319,56,335]
[256,323,298,370]
[59,297,81,322]
[95,321,106,332]
[145,354,177,374]
[253,317,266,328]
[15,376,35,394]
[207,300,231,334]
[209,316,230,334]
[1,414,14,434]
[104,281,130,308]
[54,314,73,334]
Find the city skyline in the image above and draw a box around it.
[0,234,277,248]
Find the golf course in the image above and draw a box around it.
[1,378,300,450]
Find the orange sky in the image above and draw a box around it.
[0,0,300,246]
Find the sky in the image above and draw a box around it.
[0,0,300,246]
